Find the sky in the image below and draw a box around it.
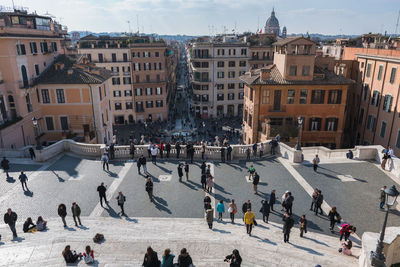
[1,0,399,35]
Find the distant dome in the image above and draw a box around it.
[264,8,280,36]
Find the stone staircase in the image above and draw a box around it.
[0,217,359,267]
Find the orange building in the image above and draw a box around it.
[36,54,112,144]
[241,37,353,148]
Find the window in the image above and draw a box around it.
[309,118,322,131]
[377,65,383,80]
[98,53,103,62]
[201,62,209,68]
[156,100,163,107]
[202,94,209,102]
[287,90,295,104]
[228,71,235,78]
[390,68,397,84]
[135,88,142,96]
[136,75,140,83]
[144,62,150,70]
[51,42,57,52]
[311,90,325,104]
[156,87,162,95]
[367,115,376,131]
[289,65,297,76]
[123,77,131,84]
[146,88,152,96]
[217,84,224,90]
[228,93,234,100]
[383,95,393,112]
[262,89,270,104]
[146,75,150,82]
[217,93,224,101]
[60,116,69,131]
[366,63,371,77]
[123,53,128,62]
[217,72,224,78]
[241,48,247,55]
[380,121,387,138]
[371,90,380,106]
[300,90,308,104]
[41,89,50,103]
[239,83,244,89]
[34,64,40,76]
[115,102,122,110]
[111,53,117,62]
[133,63,140,71]
[228,83,235,89]
[146,101,153,108]
[122,66,130,73]
[111,66,119,73]
[328,90,342,104]
[99,87,102,100]
[40,42,48,53]
[239,92,244,99]
[155,52,159,57]
[126,102,133,109]
[228,61,235,67]
[396,130,400,149]
[124,90,132,96]
[239,61,246,67]
[112,78,120,85]
[363,84,369,101]
[16,43,26,55]
[159,62,162,70]
[326,118,338,131]
[358,108,364,124]
[29,42,37,54]
[25,93,32,112]
[113,90,121,97]
[56,89,65,103]
[217,61,224,68]
[302,65,310,76]
[136,101,144,112]
[45,117,54,131]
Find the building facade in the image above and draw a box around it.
[248,33,275,69]
[188,35,248,118]
[241,37,353,148]
[0,9,67,148]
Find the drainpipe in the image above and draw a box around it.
[372,61,388,144]
[387,83,400,147]
[88,84,99,144]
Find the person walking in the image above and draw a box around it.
[244,208,255,236]
[299,214,307,237]
[328,207,341,232]
[178,163,184,182]
[116,191,126,216]
[313,154,320,172]
[18,171,28,191]
[216,200,225,221]
[4,208,18,239]
[109,143,115,160]
[129,142,135,159]
[259,143,264,158]
[206,164,211,175]
[1,157,10,178]
[58,203,67,228]
[252,143,257,159]
[147,142,152,159]
[139,155,147,174]
[200,161,206,174]
[379,186,387,209]
[151,145,158,164]
[101,153,109,171]
[248,165,255,180]
[206,207,214,229]
[201,144,206,161]
[269,189,276,211]
[97,183,108,207]
[285,192,294,215]
[220,146,226,162]
[146,176,154,202]
[260,199,270,223]
[184,162,189,181]
[227,144,232,162]
[71,202,82,227]
[137,157,142,174]
[159,142,164,158]
[29,147,36,160]
[206,174,214,193]
[228,199,237,223]
[165,142,171,158]
[282,213,294,243]
[242,200,251,221]
[253,172,260,195]
[175,142,181,158]
[310,188,319,211]
[314,190,324,215]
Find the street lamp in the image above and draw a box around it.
[370,185,399,267]
[295,116,303,151]
[32,116,42,150]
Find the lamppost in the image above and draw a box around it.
[32,116,42,150]
[295,116,303,150]
[370,185,399,266]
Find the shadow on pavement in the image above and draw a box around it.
[290,242,324,256]
[6,176,15,183]
[253,235,277,245]
[302,236,330,247]
[212,228,231,234]
[153,196,172,214]
[24,190,33,197]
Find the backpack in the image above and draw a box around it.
[93,233,104,243]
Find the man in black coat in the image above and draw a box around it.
[220,146,226,162]
[269,189,276,211]
[314,190,324,215]
[200,161,206,175]
[175,142,181,159]
[1,157,10,178]
[253,172,260,195]
[285,192,294,215]
[165,142,171,158]
[226,144,232,161]
[4,208,18,238]
[145,176,154,202]
[242,200,251,221]
[282,213,294,243]
[97,183,108,207]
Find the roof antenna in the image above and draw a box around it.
[11,0,15,10]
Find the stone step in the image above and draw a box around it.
[0,217,359,267]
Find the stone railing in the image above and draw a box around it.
[0,146,31,158]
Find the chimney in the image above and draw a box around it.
[260,68,271,81]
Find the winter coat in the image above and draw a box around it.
[206,209,213,223]
[58,204,67,217]
[1,159,9,170]
[146,181,153,192]
[161,254,175,267]
[328,210,339,221]
[142,252,160,267]
[260,201,270,215]
[177,254,193,267]
[4,211,17,224]
[253,174,260,185]
[282,216,294,233]
[71,205,81,216]
[269,192,276,204]
[316,194,324,205]
[216,202,225,213]
[244,211,255,225]
[242,202,251,213]
[178,166,183,177]
[19,173,28,182]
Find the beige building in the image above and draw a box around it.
[248,33,275,69]
[0,9,67,148]
[188,35,248,118]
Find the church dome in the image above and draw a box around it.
[266,10,279,28]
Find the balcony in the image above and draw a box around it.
[111,72,119,76]
[123,72,130,76]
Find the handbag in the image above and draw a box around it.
[233,209,237,214]
[228,207,233,213]
[253,219,258,226]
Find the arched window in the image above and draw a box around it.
[21,65,28,88]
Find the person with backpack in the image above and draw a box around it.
[314,190,324,215]
[58,204,67,228]
[299,214,307,237]
[146,176,154,202]
[282,213,294,243]
[83,245,94,264]
[328,207,341,232]
[260,199,270,223]
[116,192,126,216]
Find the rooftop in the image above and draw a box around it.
[273,36,316,47]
